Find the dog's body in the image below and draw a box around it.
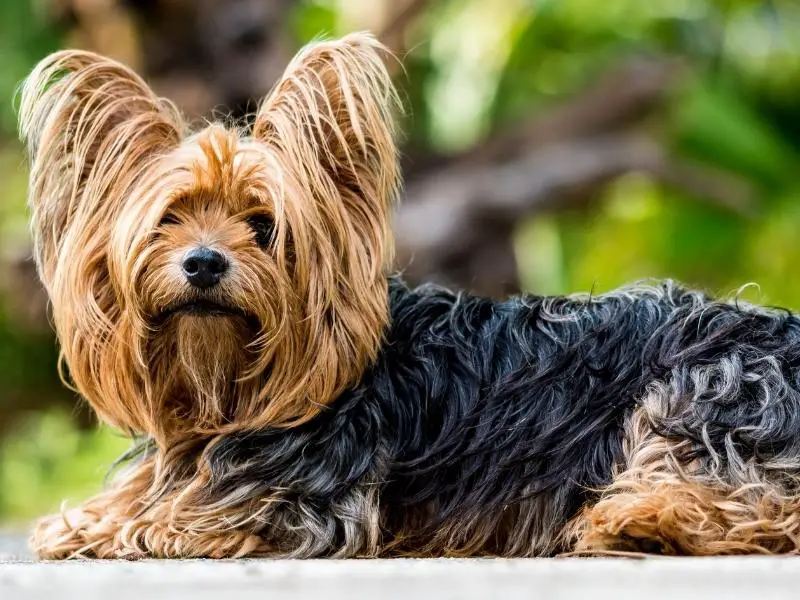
[19,33,800,559]
[157,278,800,558]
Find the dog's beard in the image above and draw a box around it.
[150,313,255,431]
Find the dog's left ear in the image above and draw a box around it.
[18,51,183,435]
[251,32,401,425]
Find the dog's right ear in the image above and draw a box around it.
[17,50,183,292]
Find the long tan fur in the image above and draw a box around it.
[19,33,400,444]
[19,51,184,435]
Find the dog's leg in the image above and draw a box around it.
[32,501,268,559]
[101,488,381,559]
[32,455,269,560]
[577,471,800,555]
[31,463,268,559]
[31,453,263,559]
[579,476,753,555]
[575,401,800,555]
[31,460,154,559]
[33,463,384,559]
[32,500,124,559]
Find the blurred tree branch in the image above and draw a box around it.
[396,59,756,295]
[55,0,298,119]
[396,135,755,294]
[378,0,429,62]
[403,58,682,177]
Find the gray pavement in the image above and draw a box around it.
[2,532,800,599]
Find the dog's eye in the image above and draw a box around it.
[159,213,180,227]
[246,214,275,249]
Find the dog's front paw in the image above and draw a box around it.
[32,507,268,559]
[121,523,266,559]
[31,508,130,560]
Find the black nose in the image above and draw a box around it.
[182,247,228,289]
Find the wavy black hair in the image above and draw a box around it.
[192,277,800,556]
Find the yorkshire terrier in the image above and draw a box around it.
[19,32,800,559]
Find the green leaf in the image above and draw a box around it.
[671,78,797,189]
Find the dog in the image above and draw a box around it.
[18,32,800,559]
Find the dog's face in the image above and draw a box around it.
[119,132,294,434]
[19,33,400,441]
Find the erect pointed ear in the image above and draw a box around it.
[249,33,402,425]
[18,50,183,293]
[252,32,400,269]
[17,51,183,435]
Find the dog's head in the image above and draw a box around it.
[18,33,400,441]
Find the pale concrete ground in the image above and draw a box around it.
[2,532,800,600]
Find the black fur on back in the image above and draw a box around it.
[202,277,800,555]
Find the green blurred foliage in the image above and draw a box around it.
[2,0,800,523]
[0,1,60,136]
[0,412,128,520]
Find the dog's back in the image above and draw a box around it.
[204,278,800,556]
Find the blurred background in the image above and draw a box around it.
[1,0,800,526]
